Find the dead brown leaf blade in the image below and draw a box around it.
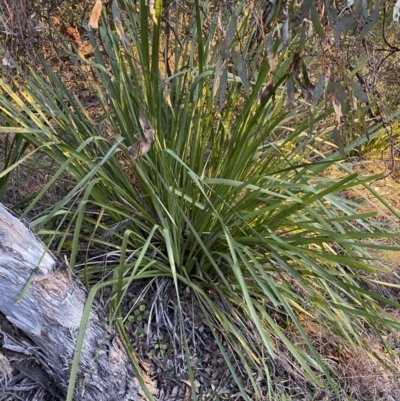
[129,115,155,160]
[112,0,130,46]
[89,0,102,30]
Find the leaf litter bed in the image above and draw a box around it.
[123,279,243,401]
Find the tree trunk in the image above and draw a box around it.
[0,203,148,401]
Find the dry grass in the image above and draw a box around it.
[289,316,400,401]
[0,135,74,217]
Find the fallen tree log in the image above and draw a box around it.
[0,203,146,400]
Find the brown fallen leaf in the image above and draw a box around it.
[129,114,155,161]
[139,114,154,142]
[184,385,191,401]
[89,0,102,29]
[180,379,201,389]
[140,138,151,157]
[2,51,14,68]
[129,138,152,160]
[330,93,344,126]
[128,141,141,161]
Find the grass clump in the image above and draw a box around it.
[1,1,400,400]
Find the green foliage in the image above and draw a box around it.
[1,1,400,400]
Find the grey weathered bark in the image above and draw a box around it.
[0,203,146,400]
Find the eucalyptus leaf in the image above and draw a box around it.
[349,79,368,103]
[225,14,238,51]
[220,68,228,108]
[292,0,313,28]
[325,0,338,21]
[311,4,326,39]
[231,50,250,94]
[277,10,289,52]
[213,55,223,101]
[332,127,346,157]
[334,14,351,42]
[287,74,295,107]
[112,0,130,46]
[265,32,276,71]
[360,0,384,40]
[312,74,326,106]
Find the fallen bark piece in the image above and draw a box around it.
[0,203,147,401]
